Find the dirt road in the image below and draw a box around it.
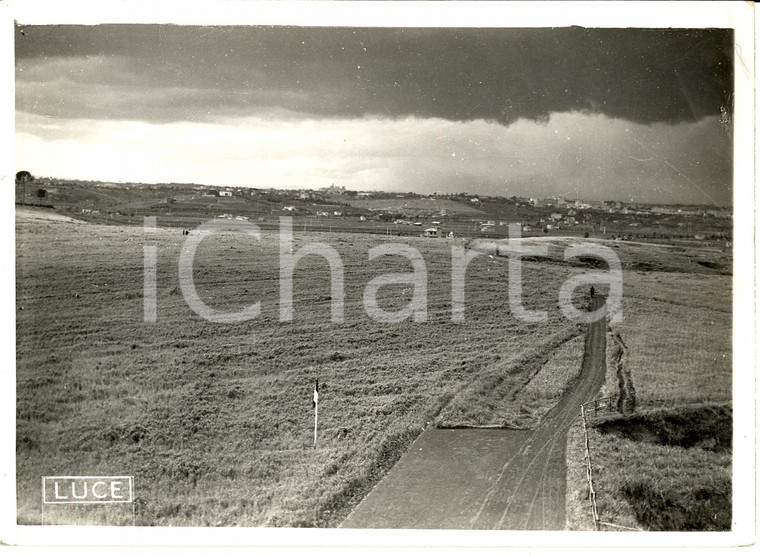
[341,297,607,529]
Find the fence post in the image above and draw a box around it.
[580,405,600,530]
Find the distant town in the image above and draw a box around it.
[16,176,733,244]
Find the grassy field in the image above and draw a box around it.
[523,336,587,400]
[344,197,485,217]
[436,329,585,429]
[564,247,732,530]
[17,207,585,527]
[15,206,733,529]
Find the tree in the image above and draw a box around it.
[36,188,47,199]
[15,170,33,184]
[15,171,34,204]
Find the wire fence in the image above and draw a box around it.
[580,398,645,532]
[579,404,600,530]
[581,395,616,417]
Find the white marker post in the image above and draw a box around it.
[313,379,319,449]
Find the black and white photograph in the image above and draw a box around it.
[2,1,755,550]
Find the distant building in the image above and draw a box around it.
[283,206,296,212]
[679,207,704,216]
[219,190,233,197]
[324,184,346,195]
[424,228,440,238]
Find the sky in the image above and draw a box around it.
[15,25,733,205]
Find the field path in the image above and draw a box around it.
[340,297,607,530]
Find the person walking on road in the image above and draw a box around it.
[590,286,595,298]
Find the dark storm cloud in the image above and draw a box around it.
[16,25,733,126]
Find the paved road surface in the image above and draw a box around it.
[341,296,608,529]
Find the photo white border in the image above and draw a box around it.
[1,0,755,550]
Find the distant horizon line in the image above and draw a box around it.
[22,174,733,209]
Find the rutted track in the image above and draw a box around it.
[470,296,608,529]
[341,297,608,529]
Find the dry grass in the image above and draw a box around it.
[346,197,485,216]
[15,211,733,529]
[590,414,732,531]
[523,335,585,400]
[434,324,581,429]
[439,331,587,429]
[564,244,732,531]
[564,419,597,531]
[16,213,592,527]
[595,266,732,420]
